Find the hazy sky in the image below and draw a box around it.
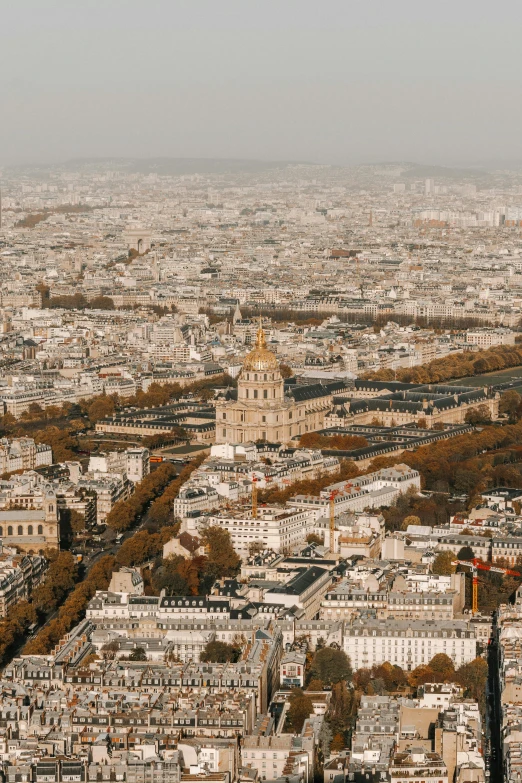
[2,0,522,167]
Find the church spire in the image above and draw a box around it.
[233,302,242,324]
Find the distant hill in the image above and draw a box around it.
[61,157,310,175]
[7,156,521,180]
[363,161,489,180]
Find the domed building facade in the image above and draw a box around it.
[215,325,337,444]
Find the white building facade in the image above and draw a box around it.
[344,618,476,671]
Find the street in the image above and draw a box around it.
[487,638,502,781]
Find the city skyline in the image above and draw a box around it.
[1,3,522,780]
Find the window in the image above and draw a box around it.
[222,412,226,419]
[17,525,23,535]
[254,390,258,399]
[7,526,13,536]
[38,525,43,535]
[28,525,33,535]
[263,390,268,399]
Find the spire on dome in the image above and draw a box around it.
[255,317,267,349]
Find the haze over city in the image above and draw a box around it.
[3,0,522,166]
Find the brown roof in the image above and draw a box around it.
[179,531,202,554]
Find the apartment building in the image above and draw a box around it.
[125,447,150,483]
[389,749,448,783]
[173,485,220,518]
[197,506,316,557]
[320,587,457,621]
[0,437,52,473]
[344,618,476,671]
[0,544,47,616]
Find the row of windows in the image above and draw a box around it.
[356,640,459,646]
[223,430,274,440]
[494,542,522,549]
[243,753,280,759]
[350,629,470,638]
[244,389,273,399]
[246,373,272,381]
[0,525,44,536]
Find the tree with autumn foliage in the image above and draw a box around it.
[427,653,455,682]
[499,389,522,420]
[299,432,368,451]
[89,296,114,310]
[201,639,241,663]
[116,530,162,567]
[145,454,206,531]
[287,688,314,732]
[31,550,78,613]
[407,665,437,688]
[32,426,78,462]
[152,554,207,595]
[432,551,457,576]
[330,733,346,753]
[259,459,359,505]
[364,344,522,386]
[309,647,352,686]
[401,514,422,531]
[329,680,358,737]
[200,526,241,582]
[409,654,455,689]
[23,554,116,656]
[106,463,177,532]
[86,395,115,425]
[455,657,488,704]
[306,533,324,546]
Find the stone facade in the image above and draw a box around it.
[0,490,60,554]
[215,325,335,444]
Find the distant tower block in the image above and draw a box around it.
[125,226,152,255]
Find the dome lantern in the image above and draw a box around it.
[242,323,279,372]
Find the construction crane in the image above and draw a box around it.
[252,476,258,520]
[329,490,340,553]
[452,558,521,615]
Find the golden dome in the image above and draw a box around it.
[243,325,280,372]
